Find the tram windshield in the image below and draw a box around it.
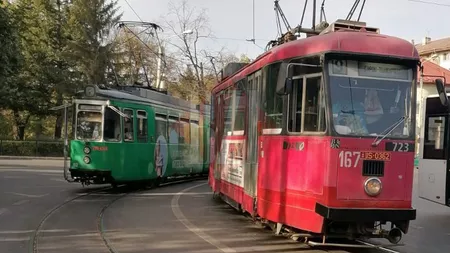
[76,110,103,141]
[327,59,415,138]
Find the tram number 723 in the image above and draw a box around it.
[338,151,391,168]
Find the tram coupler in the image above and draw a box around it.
[380,227,403,244]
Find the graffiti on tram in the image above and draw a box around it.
[220,139,245,187]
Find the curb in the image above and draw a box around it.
[0,156,64,160]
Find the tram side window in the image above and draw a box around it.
[103,107,121,142]
[155,114,168,141]
[137,110,148,143]
[233,81,246,135]
[423,116,446,160]
[190,120,200,147]
[180,118,190,144]
[123,109,134,142]
[169,117,181,145]
[264,63,283,132]
[303,76,326,132]
[223,88,233,136]
[288,57,325,133]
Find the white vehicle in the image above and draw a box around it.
[418,79,450,207]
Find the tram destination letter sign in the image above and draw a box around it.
[385,142,414,152]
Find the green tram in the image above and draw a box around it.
[65,85,211,187]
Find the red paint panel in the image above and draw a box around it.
[259,136,329,195]
[322,187,412,208]
[257,136,329,232]
[330,138,414,203]
[212,31,419,94]
[257,189,324,233]
[212,179,255,214]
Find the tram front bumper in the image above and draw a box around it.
[315,203,416,222]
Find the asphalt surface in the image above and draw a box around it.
[0,159,449,253]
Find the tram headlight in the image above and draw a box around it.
[83,146,91,154]
[83,156,91,164]
[364,177,382,197]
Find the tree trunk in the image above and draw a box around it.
[13,109,30,141]
[54,93,63,139]
[35,119,43,140]
[17,126,25,141]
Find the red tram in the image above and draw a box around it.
[209,19,419,246]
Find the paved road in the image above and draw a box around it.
[0,160,449,253]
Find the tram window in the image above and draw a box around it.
[288,79,304,132]
[233,81,246,135]
[264,63,283,131]
[103,107,121,142]
[180,118,190,144]
[137,110,148,143]
[303,76,326,132]
[169,116,181,145]
[190,121,200,147]
[424,116,446,160]
[223,88,233,136]
[155,115,168,141]
[123,109,134,142]
[76,111,102,141]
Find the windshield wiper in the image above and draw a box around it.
[371,116,407,147]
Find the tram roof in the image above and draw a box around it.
[212,31,420,93]
[78,86,210,114]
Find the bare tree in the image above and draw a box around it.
[161,0,214,103]
[161,0,254,103]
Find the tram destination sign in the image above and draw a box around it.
[358,62,410,80]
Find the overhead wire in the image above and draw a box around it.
[408,0,450,7]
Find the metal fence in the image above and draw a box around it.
[0,140,64,157]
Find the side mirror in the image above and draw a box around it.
[285,77,293,94]
[275,77,293,95]
[435,79,449,106]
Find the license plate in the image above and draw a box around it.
[361,151,391,161]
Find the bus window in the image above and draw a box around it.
[103,107,121,142]
[263,63,283,133]
[137,110,148,143]
[123,109,134,142]
[424,116,446,160]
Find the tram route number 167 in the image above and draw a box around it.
[338,151,361,168]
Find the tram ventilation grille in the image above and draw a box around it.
[362,160,384,177]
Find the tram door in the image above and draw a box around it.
[244,70,262,198]
[418,96,450,206]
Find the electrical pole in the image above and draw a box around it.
[156,45,164,89]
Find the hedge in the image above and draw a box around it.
[0,140,65,157]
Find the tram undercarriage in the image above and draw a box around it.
[214,191,410,249]
[69,169,112,186]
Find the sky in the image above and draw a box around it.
[117,0,450,60]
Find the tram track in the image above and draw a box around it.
[29,176,206,253]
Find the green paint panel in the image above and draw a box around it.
[70,97,211,183]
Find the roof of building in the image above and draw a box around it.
[415,37,450,55]
[421,61,450,84]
